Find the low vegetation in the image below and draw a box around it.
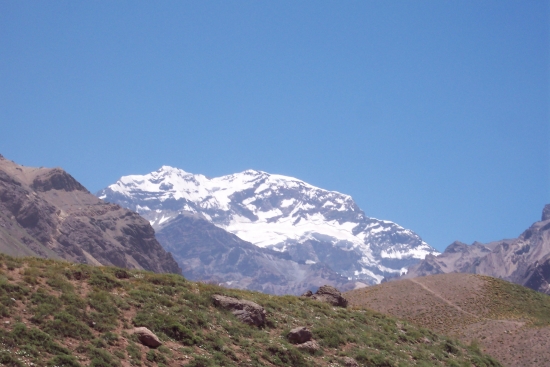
[0,255,500,366]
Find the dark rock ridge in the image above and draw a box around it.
[401,204,550,295]
[155,213,355,295]
[0,155,180,274]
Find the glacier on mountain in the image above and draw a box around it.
[98,166,438,285]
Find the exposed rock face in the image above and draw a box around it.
[402,204,550,295]
[0,155,180,274]
[98,166,438,287]
[133,327,162,348]
[155,213,355,295]
[212,295,266,327]
[287,327,312,344]
[302,285,348,307]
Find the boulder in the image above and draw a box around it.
[212,295,267,327]
[132,327,162,348]
[342,356,359,367]
[296,340,320,353]
[302,285,348,307]
[287,327,312,344]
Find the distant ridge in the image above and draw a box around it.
[401,204,550,295]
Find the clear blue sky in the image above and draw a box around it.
[1,1,548,251]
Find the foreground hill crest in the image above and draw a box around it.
[0,255,501,367]
[98,166,438,290]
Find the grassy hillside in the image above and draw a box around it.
[346,273,550,367]
[0,255,500,367]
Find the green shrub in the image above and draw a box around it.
[47,275,74,292]
[101,331,119,346]
[46,354,82,367]
[89,271,121,290]
[188,356,213,367]
[312,326,345,348]
[263,345,308,367]
[146,350,167,364]
[88,347,118,367]
[126,341,142,365]
[44,311,92,339]
[0,351,23,367]
[87,291,119,331]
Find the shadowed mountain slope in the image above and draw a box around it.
[0,155,180,274]
[155,213,356,295]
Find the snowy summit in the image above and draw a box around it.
[98,166,439,285]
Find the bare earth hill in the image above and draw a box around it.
[346,273,550,367]
[0,154,180,274]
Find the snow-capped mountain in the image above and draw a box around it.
[98,166,438,285]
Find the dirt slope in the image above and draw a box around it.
[346,273,550,367]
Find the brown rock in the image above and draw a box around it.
[296,340,320,353]
[287,327,312,344]
[133,327,162,348]
[342,356,359,367]
[0,156,182,274]
[303,285,348,307]
[212,295,266,327]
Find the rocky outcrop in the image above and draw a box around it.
[542,204,550,222]
[133,327,162,348]
[302,285,348,307]
[212,295,267,327]
[287,327,312,344]
[402,204,550,295]
[0,155,181,274]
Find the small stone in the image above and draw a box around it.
[342,356,359,367]
[296,340,320,353]
[287,327,312,344]
[133,327,162,348]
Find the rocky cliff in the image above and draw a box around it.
[0,155,180,273]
